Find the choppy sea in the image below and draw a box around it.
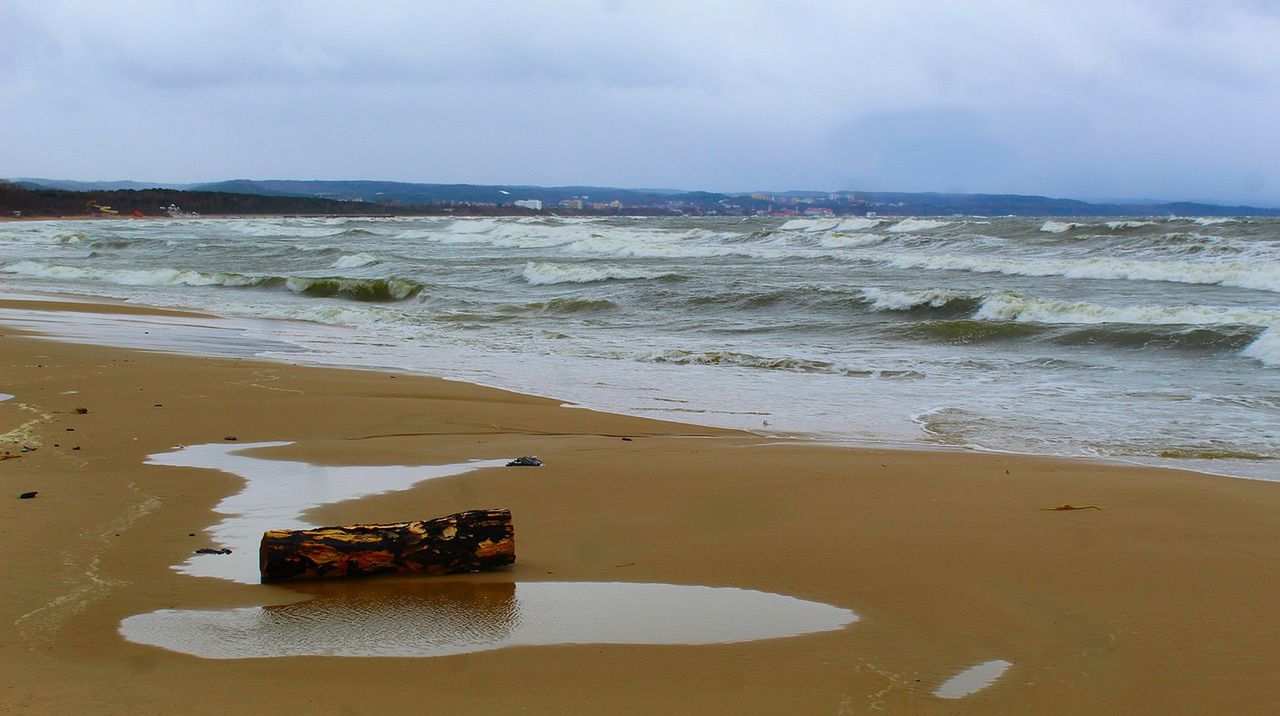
[1,214,1276,480]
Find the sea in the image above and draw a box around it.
[1,214,1276,481]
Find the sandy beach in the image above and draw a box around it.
[2,295,1279,714]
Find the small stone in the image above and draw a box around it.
[72,446,80,451]
[224,436,238,441]
[19,491,37,499]
[73,407,89,414]
[195,547,233,555]
[506,456,543,467]
[621,437,632,441]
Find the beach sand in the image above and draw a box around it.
[2,296,1278,714]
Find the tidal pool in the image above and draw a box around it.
[135,441,857,659]
[147,441,507,583]
[934,659,1014,699]
[121,580,858,658]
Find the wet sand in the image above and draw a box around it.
[2,296,1278,714]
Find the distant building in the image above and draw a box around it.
[803,207,834,217]
[558,198,585,210]
[750,193,773,201]
[514,199,543,210]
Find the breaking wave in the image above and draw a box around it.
[972,294,1280,328]
[886,218,950,233]
[280,276,422,302]
[1242,328,1280,366]
[818,233,889,248]
[521,262,683,285]
[0,261,423,302]
[860,287,984,316]
[867,288,1278,363]
[508,297,618,314]
[779,218,840,232]
[331,253,380,269]
[779,217,883,233]
[879,253,1280,293]
[1039,221,1084,233]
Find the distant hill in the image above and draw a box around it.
[12,178,194,192]
[189,180,726,209]
[0,183,434,218]
[8,177,1279,217]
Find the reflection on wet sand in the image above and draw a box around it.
[121,581,857,659]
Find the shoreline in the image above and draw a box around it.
[2,288,1272,484]
[3,296,1280,713]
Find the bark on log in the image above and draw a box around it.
[259,509,514,583]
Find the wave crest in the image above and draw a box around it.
[521,262,682,285]
[1039,221,1084,233]
[1,261,423,302]
[886,218,950,233]
[331,253,380,269]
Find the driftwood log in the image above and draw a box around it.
[259,509,514,583]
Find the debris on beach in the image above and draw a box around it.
[19,491,38,499]
[1,453,21,461]
[506,456,542,467]
[259,509,515,582]
[1042,504,1102,511]
[73,407,89,414]
[195,548,233,555]
[223,436,238,441]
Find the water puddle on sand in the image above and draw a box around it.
[146,441,508,583]
[0,393,14,401]
[133,441,858,658]
[934,659,1014,699]
[120,581,858,658]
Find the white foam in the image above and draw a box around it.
[0,261,261,288]
[974,293,1280,328]
[880,253,1280,293]
[331,253,380,269]
[886,218,950,233]
[521,262,678,285]
[934,660,1013,699]
[1106,220,1157,230]
[818,233,889,249]
[779,218,840,232]
[1039,220,1083,233]
[835,217,883,232]
[1242,328,1280,367]
[861,287,973,311]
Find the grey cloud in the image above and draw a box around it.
[2,0,1278,204]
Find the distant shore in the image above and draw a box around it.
[2,294,1278,714]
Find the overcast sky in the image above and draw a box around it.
[3,1,1278,204]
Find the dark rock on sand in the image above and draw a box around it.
[506,456,543,467]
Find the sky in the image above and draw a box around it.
[2,1,1279,205]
